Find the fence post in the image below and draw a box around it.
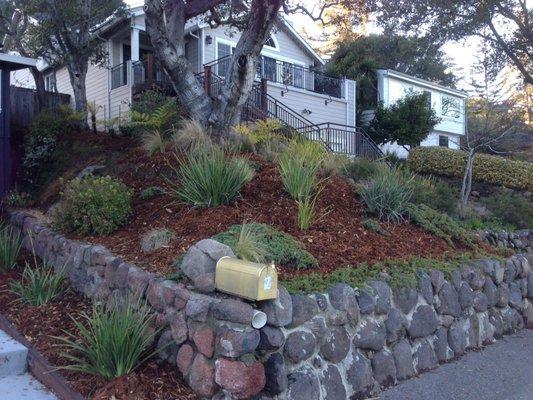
[260,78,268,113]
[204,65,212,97]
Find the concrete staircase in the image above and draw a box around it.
[0,330,57,400]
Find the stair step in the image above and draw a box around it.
[0,330,28,378]
[0,373,58,400]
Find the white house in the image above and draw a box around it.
[374,69,468,158]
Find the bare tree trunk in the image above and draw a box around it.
[30,68,47,112]
[67,61,89,129]
[459,148,475,217]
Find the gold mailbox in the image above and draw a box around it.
[215,257,278,301]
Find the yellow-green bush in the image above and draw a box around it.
[408,147,533,191]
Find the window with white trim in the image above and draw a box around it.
[438,135,449,147]
[442,95,461,119]
[216,42,234,78]
[44,73,56,92]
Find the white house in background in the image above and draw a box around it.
[12,6,388,158]
[372,69,468,158]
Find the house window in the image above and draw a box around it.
[263,56,277,82]
[44,73,56,92]
[216,42,234,78]
[442,95,461,118]
[439,135,449,147]
[423,90,431,108]
[264,34,277,49]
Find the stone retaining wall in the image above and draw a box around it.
[7,210,533,400]
[475,229,532,252]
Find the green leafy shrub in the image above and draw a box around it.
[359,167,413,223]
[56,300,160,378]
[213,223,318,269]
[167,147,254,207]
[139,186,164,200]
[362,218,386,234]
[481,191,533,229]
[2,189,33,208]
[123,100,181,137]
[409,175,459,215]
[55,175,133,235]
[343,158,388,182]
[0,223,21,272]
[408,147,533,191]
[407,204,474,247]
[131,88,172,115]
[10,261,66,306]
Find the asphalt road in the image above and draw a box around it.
[380,330,533,400]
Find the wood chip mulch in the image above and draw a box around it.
[0,259,196,400]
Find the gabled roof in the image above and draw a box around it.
[378,69,468,98]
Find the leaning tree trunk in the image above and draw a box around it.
[30,68,47,112]
[459,148,475,217]
[144,0,283,138]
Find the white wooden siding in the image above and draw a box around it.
[109,84,130,120]
[11,68,35,88]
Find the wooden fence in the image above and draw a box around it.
[10,86,71,128]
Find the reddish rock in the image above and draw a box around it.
[215,358,266,399]
[188,354,217,398]
[170,311,188,344]
[161,280,180,305]
[154,312,168,328]
[146,280,165,312]
[193,325,215,358]
[174,284,191,309]
[176,344,195,377]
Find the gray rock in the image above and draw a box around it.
[353,319,386,351]
[462,265,486,290]
[502,307,524,333]
[258,326,285,351]
[180,239,234,293]
[212,299,255,325]
[75,164,105,179]
[284,331,317,363]
[369,280,392,314]
[394,287,418,315]
[434,327,452,362]
[156,329,178,365]
[140,228,174,253]
[326,310,348,326]
[437,282,461,317]
[372,349,397,387]
[185,293,216,322]
[329,283,360,326]
[264,353,287,395]
[169,311,188,344]
[215,325,260,358]
[473,292,489,312]
[290,295,319,327]
[450,268,463,290]
[418,271,434,304]
[385,308,407,343]
[448,319,468,356]
[321,364,346,400]
[261,286,293,327]
[493,261,505,284]
[440,315,454,328]
[483,278,498,307]
[429,270,446,292]
[509,282,524,310]
[356,288,375,314]
[392,339,415,380]
[286,367,320,400]
[408,305,439,338]
[497,284,510,308]
[528,274,533,299]
[504,260,517,283]
[346,350,374,397]
[414,340,438,372]
[320,326,350,363]
[458,282,474,310]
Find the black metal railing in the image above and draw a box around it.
[110,62,128,89]
[131,59,174,92]
[205,56,345,99]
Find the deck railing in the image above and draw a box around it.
[110,62,129,89]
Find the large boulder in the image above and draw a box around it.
[408,305,439,338]
[214,359,265,399]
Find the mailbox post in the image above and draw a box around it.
[0,53,36,197]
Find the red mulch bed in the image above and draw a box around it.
[0,257,196,400]
[61,142,456,279]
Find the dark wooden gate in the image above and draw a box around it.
[10,86,71,128]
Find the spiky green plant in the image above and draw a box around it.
[0,223,22,272]
[10,261,66,306]
[56,300,160,378]
[235,223,267,263]
[167,147,254,207]
[278,152,319,201]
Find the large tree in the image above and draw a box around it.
[28,0,126,122]
[371,0,533,85]
[144,0,337,138]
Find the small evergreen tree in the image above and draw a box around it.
[367,93,441,152]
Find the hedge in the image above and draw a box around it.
[408,147,533,191]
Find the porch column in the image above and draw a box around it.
[131,27,140,62]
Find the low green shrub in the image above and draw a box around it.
[409,175,459,215]
[481,190,533,229]
[56,300,160,378]
[10,261,66,306]
[131,88,172,115]
[407,204,474,247]
[359,167,413,223]
[362,218,386,234]
[139,186,164,200]
[0,223,21,272]
[213,223,318,269]
[167,147,254,207]
[343,158,389,182]
[123,100,181,137]
[55,175,133,235]
[2,188,34,208]
[408,147,533,191]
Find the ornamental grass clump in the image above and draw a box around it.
[235,223,267,263]
[167,147,254,207]
[54,175,133,236]
[10,261,67,306]
[56,300,160,378]
[359,167,414,224]
[0,223,21,272]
